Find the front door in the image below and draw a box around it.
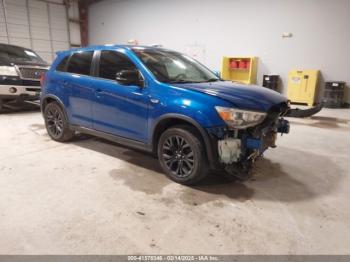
[92,50,149,142]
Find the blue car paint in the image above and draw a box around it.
[172,81,287,112]
[42,45,288,147]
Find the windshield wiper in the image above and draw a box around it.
[166,78,221,84]
[166,80,202,84]
[204,78,221,82]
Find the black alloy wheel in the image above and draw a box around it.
[46,106,64,138]
[44,102,74,142]
[162,135,194,178]
[158,125,209,185]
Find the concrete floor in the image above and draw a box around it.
[0,108,349,254]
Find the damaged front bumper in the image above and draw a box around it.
[207,103,290,180]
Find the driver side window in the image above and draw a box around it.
[98,50,136,80]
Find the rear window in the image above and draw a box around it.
[67,51,94,76]
[56,55,69,72]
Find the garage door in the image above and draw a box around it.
[0,0,70,64]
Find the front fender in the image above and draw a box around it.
[148,89,229,169]
[149,85,229,129]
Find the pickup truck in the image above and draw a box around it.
[0,43,49,110]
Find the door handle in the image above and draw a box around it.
[150,98,160,104]
[62,81,68,87]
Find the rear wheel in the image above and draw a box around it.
[44,102,74,142]
[157,125,209,185]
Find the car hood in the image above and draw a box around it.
[14,61,49,67]
[172,81,287,112]
[0,58,48,67]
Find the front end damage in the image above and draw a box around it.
[207,102,290,181]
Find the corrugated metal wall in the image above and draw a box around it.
[0,0,72,63]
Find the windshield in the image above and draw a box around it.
[132,48,220,84]
[0,44,46,65]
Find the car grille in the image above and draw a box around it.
[17,67,48,81]
[25,87,41,92]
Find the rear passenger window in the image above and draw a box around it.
[99,50,136,80]
[67,51,94,76]
[56,55,69,72]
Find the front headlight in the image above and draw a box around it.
[0,66,18,76]
[215,106,267,129]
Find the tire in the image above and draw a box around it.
[44,102,74,142]
[157,125,209,185]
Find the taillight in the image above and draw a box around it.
[40,73,46,87]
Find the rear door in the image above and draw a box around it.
[64,51,95,128]
[91,50,149,142]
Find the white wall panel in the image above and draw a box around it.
[67,0,79,20]
[0,4,5,23]
[29,7,49,27]
[51,29,68,41]
[8,0,26,6]
[32,39,51,51]
[5,0,30,49]
[49,4,67,29]
[0,36,8,43]
[9,37,31,48]
[52,40,69,52]
[28,0,47,10]
[7,23,29,38]
[37,51,53,63]
[0,0,6,42]
[49,0,64,4]
[50,16,68,30]
[48,3,69,58]
[69,21,80,45]
[5,3,28,25]
[31,26,50,40]
[0,23,7,36]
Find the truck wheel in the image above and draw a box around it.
[44,102,74,142]
[157,125,209,185]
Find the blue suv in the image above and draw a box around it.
[41,45,290,185]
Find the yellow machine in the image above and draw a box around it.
[287,70,319,106]
[221,57,258,84]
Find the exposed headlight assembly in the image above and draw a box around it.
[215,106,267,129]
[0,66,18,76]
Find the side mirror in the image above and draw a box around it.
[116,69,144,87]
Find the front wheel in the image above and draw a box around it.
[44,102,74,142]
[157,125,209,185]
